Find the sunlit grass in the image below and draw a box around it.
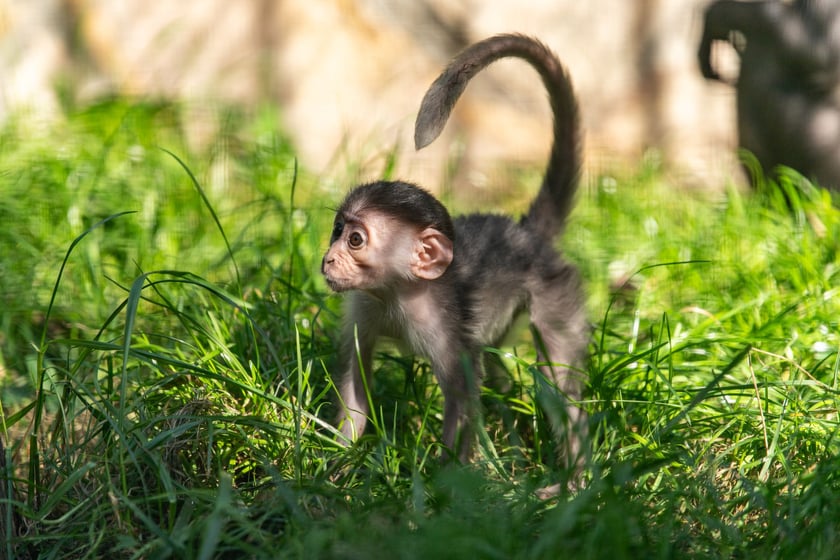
[1,99,840,558]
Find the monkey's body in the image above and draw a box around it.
[699,0,840,190]
[323,35,587,464]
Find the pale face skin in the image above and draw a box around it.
[322,209,453,293]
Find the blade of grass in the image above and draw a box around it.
[161,147,241,289]
[30,211,135,508]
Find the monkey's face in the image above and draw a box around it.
[322,210,416,292]
[322,207,454,293]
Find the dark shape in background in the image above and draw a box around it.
[699,0,840,190]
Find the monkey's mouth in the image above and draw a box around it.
[323,274,350,293]
[321,259,347,292]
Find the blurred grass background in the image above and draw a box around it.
[1,100,840,558]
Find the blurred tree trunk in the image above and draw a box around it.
[634,0,665,151]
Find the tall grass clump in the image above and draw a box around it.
[1,100,839,559]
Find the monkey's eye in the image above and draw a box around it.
[348,231,365,249]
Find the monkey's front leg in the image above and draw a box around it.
[335,295,381,443]
[336,340,374,442]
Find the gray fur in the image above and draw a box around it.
[325,34,588,467]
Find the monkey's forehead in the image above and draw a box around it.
[335,203,371,220]
[335,206,405,228]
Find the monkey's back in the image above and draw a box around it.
[451,213,579,346]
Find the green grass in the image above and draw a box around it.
[2,99,840,559]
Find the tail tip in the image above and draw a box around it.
[414,124,437,151]
[414,86,451,150]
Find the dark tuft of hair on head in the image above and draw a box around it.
[342,181,456,241]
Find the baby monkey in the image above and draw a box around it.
[322,34,588,464]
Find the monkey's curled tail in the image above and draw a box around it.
[414,33,581,240]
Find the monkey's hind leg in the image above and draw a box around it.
[527,267,589,472]
[434,351,484,463]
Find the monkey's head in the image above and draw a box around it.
[322,181,455,293]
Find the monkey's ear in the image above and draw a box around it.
[411,228,454,280]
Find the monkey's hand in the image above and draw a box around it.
[698,37,722,81]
